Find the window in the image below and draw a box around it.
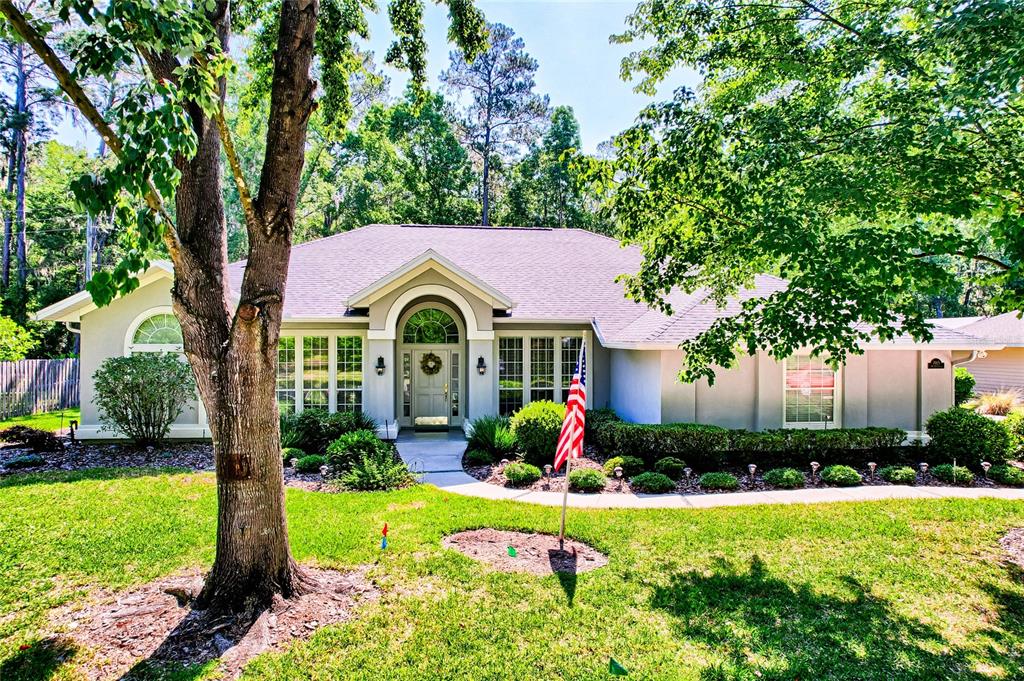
[784,355,836,426]
[560,336,583,399]
[498,337,523,416]
[402,352,411,417]
[530,337,555,402]
[277,337,297,414]
[451,352,460,417]
[303,336,329,410]
[403,308,459,344]
[336,336,363,412]
[128,311,183,353]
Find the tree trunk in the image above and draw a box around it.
[481,128,491,226]
[2,136,14,288]
[12,41,27,290]
[85,83,116,285]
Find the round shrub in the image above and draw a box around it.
[510,401,567,466]
[990,464,1024,487]
[603,455,646,477]
[295,454,326,473]
[340,448,414,491]
[504,462,542,487]
[954,367,976,405]
[926,407,1011,469]
[698,472,739,491]
[930,463,974,485]
[93,353,196,446]
[282,447,305,465]
[879,465,916,485]
[654,457,687,480]
[821,465,862,487]
[464,449,494,467]
[1004,411,1024,455]
[631,471,676,494]
[326,429,388,471]
[763,467,804,489]
[568,468,606,492]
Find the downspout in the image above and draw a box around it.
[952,350,986,367]
[63,321,81,335]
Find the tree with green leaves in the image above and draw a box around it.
[586,0,1023,382]
[441,22,547,225]
[0,312,34,359]
[0,0,486,614]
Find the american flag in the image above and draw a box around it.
[554,343,586,471]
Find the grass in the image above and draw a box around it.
[1,469,1024,680]
[0,408,80,434]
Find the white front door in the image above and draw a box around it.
[413,349,450,428]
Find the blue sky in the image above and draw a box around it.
[59,0,696,154]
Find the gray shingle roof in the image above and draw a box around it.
[226,224,994,349]
[957,312,1024,346]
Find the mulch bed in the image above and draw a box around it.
[1000,528,1024,572]
[466,450,1021,495]
[45,567,379,680]
[442,529,608,576]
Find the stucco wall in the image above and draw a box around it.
[865,350,918,429]
[368,270,494,333]
[609,349,661,423]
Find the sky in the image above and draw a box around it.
[56,0,697,154]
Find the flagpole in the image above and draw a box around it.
[559,454,571,551]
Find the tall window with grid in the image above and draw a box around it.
[784,355,836,426]
[530,337,555,402]
[302,336,329,410]
[277,336,296,414]
[498,337,523,416]
[560,336,583,401]
[336,336,363,412]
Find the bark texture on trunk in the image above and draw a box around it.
[3,42,26,290]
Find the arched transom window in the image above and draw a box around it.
[402,308,459,344]
[128,312,183,353]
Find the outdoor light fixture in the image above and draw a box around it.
[375,356,386,376]
[810,461,820,481]
[867,462,877,479]
[919,462,929,475]
[544,464,552,478]
[477,356,487,375]
[982,461,992,478]
[747,464,757,479]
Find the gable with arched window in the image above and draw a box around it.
[125,308,184,354]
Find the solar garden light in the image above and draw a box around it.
[290,457,299,469]
[810,461,820,481]
[747,464,757,480]
[919,462,929,477]
[544,464,552,479]
[614,465,624,490]
[319,465,329,477]
[981,461,992,478]
[867,462,877,479]
[500,458,510,471]
[683,467,692,481]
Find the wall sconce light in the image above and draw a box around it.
[375,356,386,376]
[477,356,487,375]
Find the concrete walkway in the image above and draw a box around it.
[395,431,1024,510]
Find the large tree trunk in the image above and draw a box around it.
[481,129,490,226]
[2,135,14,288]
[2,41,26,291]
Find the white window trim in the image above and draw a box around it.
[279,329,368,414]
[495,329,592,410]
[782,355,843,429]
[124,306,184,355]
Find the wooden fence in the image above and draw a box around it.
[0,359,80,420]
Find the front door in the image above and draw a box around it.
[413,349,450,429]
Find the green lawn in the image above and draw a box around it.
[0,408,80,434]
[1,469,1023,680]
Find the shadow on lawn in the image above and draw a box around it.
[650,555,1005,680]
[0,637,77,681]
[0,466,195,489]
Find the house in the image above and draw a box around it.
[37,224,1000,439]
[931,312,1024,393]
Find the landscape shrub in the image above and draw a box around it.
[698,472,739,490]
[954,367,976,405]
[879,466,916,485]
[466,415,516,461]
[630,471,676,493]
[990,465,1024,486]
[0,425,63,452]
[339,448,414,491]
[464,449,494,466]
[586,408,622,451]
[602,455,646,477]
[762,467,804,489]
[731,427,907,469]
[975,390,1021,416]
[1005,411,1024,455]
[279,413,302,449]
[504,462,542,487]
[510,401,566,466]
[292,409,378,455]
[820,465,862,487]
[931,464,974,485]
[326,429,389,471]
[926,407,1011,469]
[602,422,730,468]
[568,468,606,492]
[295,454,326,473]
[4,453,45,469]
[93,353,196,446]
[281,447,305,465]
[654,456,687,480]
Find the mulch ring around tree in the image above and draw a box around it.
[1001,528,1024,572]
[44,566,379,680]
[442,529,608,576]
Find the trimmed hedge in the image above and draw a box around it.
[282,447,305,465]
[568,468,606,492]
[601,422,730,469]
[879,465,916,485]
[603,455,646,477]
[630,472,676,494]
[504,462,542,487]
[990,465,1024,486]
[510,401,566,466]
[926,407,1011,469]
[1004,411,1024,455]
[762,467,804,489]
[586,408,622,451]
[295,454,326,473]
[954,367,976,405]
[931,464,973,485]
[654,456,687,480]
[821,465,862,487]
[698,472,739,490]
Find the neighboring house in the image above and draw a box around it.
[931,312,1024,393]
[38,224,999,439]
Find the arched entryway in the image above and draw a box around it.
[396,301,466,430]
